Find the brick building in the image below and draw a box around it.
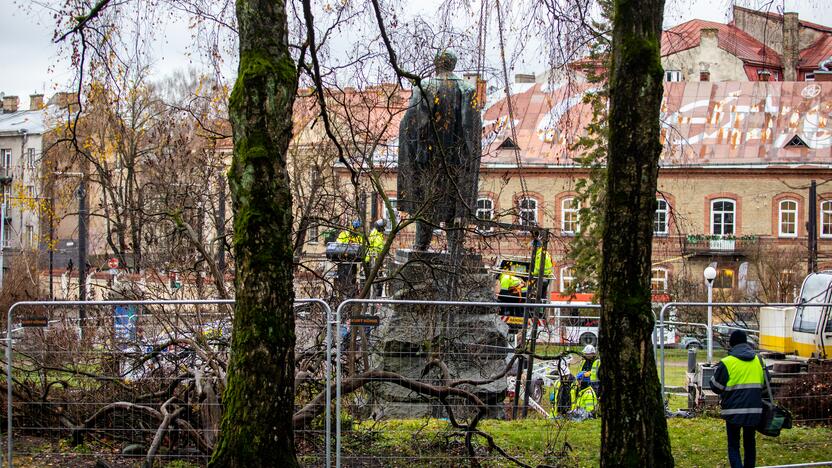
[313,8,832,302]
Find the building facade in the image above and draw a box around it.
[315,8,832,302]
[0,94,47,264]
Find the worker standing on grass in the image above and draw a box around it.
[710,330,769,468]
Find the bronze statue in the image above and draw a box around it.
[397,50,482,252]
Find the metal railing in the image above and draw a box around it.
[4,298,332,468]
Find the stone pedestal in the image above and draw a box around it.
[371,250,509,419]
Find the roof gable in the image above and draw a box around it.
[662,19,782,67]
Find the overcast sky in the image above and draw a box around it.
[1,0,830,106]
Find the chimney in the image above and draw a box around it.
[463,72,487,110]
[48,92,78,108]
[514,73,536,84]
[698,28,719,81]
[699,62,711,82]
[2,95,19,113]
[700,28,719,50]
[782,12,799,81]
[463,72,479,88]
[29,94,44,110]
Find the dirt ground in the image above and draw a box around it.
[9,433,205,467]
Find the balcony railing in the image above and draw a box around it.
[682,234,760,256]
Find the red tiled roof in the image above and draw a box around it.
[662,19,782,67]
[482,81,832,167]
[799,35,832,70]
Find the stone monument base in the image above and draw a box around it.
[370,250,509,419]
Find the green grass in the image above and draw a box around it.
[348,417,832,467]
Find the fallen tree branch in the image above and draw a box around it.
[144,397,184,468]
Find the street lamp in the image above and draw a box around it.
[703,266,717,363]
[53,171,87,323]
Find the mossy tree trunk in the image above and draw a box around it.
[598,0,673,466]
[209,0,299,466]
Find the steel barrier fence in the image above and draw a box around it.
[3,299,332,468]
[659,302,832,426]
[331,299,612,466]
[4,298,831,466]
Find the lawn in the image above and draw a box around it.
[346,417,832,467]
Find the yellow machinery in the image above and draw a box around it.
[760,271,832,358]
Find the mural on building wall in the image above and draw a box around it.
[482,81,832,166]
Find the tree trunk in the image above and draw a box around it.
[208,0,299,466]
[599,0,673,466]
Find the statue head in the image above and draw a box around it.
[434,50,458,73]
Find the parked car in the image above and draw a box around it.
[679,324,759,350]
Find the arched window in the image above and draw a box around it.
[561,197,579,234]
[651,267,668,292]
[654,199,669,235]
[476,198,494,222]
[519,197,538,227]
[476,198,494,231]
[711,199,735,236]
[381,197,398,231]
[778,199,798,237]
[559,266,576,292]
[822,200,832,239]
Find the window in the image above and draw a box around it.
[26,148,35,168]
[25,225,34,248]
[654,199,669,235]
[785,135,808,148]
[519,197,538,227]
[714,268,735,289]
[651,268,668,292]
[711,199,735,236]
[382,198,398,231]
[805,72,815,81]
[821,200,832,239]
[476,198,494,230]
[307,223,319,244]
[778,199,798,237]
[560,266,576,292]
[561,197,579,234]
[1,149,10,172]
[793,273,831,333]
[665,70,682,82]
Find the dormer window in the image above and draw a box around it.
[498,137,519,150]
[784,135,808,149]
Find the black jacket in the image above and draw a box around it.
[709,343,770,427]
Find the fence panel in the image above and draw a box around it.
[332,299,605,466]
[3,299,332,468]
[659,302,832,427]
